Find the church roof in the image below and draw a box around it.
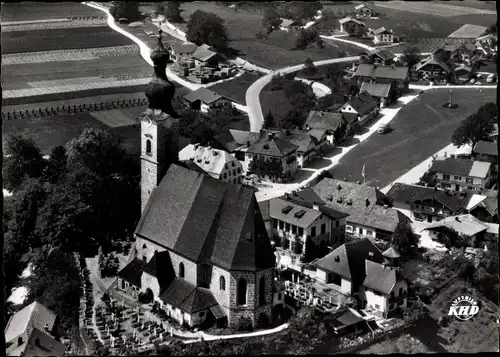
[135,164,276,271]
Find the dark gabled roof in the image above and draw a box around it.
[307,128,328,142]
[213,129,261,152]
[360,82,391,98]
[415,56,451,72]
[270,130,319,153]
[6,328,66,357]
[341,112,360,124]
[305,111,345,132]
[5,302,58,344]
[314,239,384,286]
[326,103,343,112]
[283,192,349,221]
[344,92,378,115]
[269,198,323,229]
[160,278,219,314]
[168,42,198,54]
[386,183,468,212]
[354,64,409,80]
[117,258,146,288]
[247,136,298,157]
[473,140,498,157]
[430,158,491,178]
[363,260,406,295]
[192,45,218,62]
[183,87,225,104]
[135,164,275,271]
[371,49,396,61]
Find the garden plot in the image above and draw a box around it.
[1,19,108,32]
[2,26,134,54]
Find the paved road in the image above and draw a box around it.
[245,56,360,132]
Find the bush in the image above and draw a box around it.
[237,316,254,331]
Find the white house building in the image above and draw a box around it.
[430,158,492,192]
[183,88,232,113]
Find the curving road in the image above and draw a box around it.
[245,56,360,132]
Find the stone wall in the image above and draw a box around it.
[117,278,140,299]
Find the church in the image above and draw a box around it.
[117,31,277,329]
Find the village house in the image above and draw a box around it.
[182,88,232,113]
[472,140,498,165]
[369,27,395,44]
[192,44,223,67]
[178,144,243,184]
[246,132,299,183]
[338,17,366,34]
[5,301,66,357]
[429,157,492,192]
[361,49,397,66]
[467,193,498,223]
[306,178,411,241]
[279,18,299,31]
[414,56,452,81]
[267,193,349,264]
[264,129,328,168]
[331,308,369,336]
[422,214,493,248]
[359,82,393,108]
[386,183,469,223]
[314,239,408,318]
[339,92,379,124]
[304,111,348,143]
[167,42,198,64]
[212,129,262,172]
[453,64,476,84]
[448,24,488,41]
[353,64,410,96]
[354,4,378,18]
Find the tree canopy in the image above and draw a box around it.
[303,57,317,77]
[164,1,183,23]
[262,7,281,34]
[451,104,495,148]
[186,10,229,50]
[109,1,142,22]
[276,2,322,23]
[391,223,419,257]
[263,110,276,129]
[401,46,421,68]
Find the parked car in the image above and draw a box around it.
[486,74,497,83]
[377,123,390,134]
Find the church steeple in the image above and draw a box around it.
[144,29,178,117]
[140,29,180,213]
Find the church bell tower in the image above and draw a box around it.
[140,29,179,213]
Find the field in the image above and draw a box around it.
[259,88,295,123]
[2,26,134,54]
[177,2,362,69]
[209,72,263,104]
[115,20,183,50]
[1,2,103,22]
[432,1,497,11]
[329,88,497,188]
[372,1,497,17]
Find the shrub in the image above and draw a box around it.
[237,316,254,331]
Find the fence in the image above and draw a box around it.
[69,16,107,21]
[1,98,149,121]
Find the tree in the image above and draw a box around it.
[401,46,421,68]
[42,145,67,184]
[303,57,317,77]
[154,2,165,16]
[109,1,142,22]
[164,1,183,23]
[295,28,321,50]
[3,135,45,191]
[477,101,497,121]
[248,156,284,182]
[391,224,419,257]
[262,7,281,34]
[186,10,229,50]
[354,25,365,38]
[451,113,494,148]
[263,110,276,129]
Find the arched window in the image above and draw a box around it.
[121,279,125,290]
[220,276,226,291]
[142,244,147,249]
[237,278,247,306]
[179,262,185,278]
[146,139,152,155]
[259,276,266,306]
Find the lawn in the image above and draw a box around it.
[0,2,103,22]
[2,53,151,91]
[209,72,263,105]
[2,26,134,54]
[259,88,295,124]
[177,1,361,69]
[329,88,497,188]
[373,1,496,17]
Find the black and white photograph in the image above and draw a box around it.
[2,0,498,355]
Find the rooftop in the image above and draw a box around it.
[430,158,491,178]
[178,144,241,176]
[423,214,489,237]
[415,56,451,72]
[192,45,218,62]
[5,301,57,344]
[168,42,198,54]
[267,130,319,154]
[339,17,365,26]
[372,27,392,35]
[360,82,391,98]
[448,24,488,39]
[473,140,498,157]
[343,92,378,115]
[6,327,66,357]
[305,111,345,132]
[117,258,146,288]
[246,134,298,157]
[135,164,276,272]
[213,129,262,153]
[363,260,406,295]
[160,278,218,314]
[269,198,323,229]
[354,64,409,80]
[183,87,225,104]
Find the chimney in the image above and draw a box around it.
[365,198,370,207]
[212,150,218,156]
[268,132,275,140]
[194,143,200,150]
[313,201,320,211]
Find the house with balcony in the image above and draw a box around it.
[212,129,262,172]
[314,239,408,318]
[429,158,492,192]
[192,44,223,67]
[354,4,378,18]
[183,88,232,113]
[268,195,349,266]
[308,179,411,241]
[178,143,243,185]
[5,301,66,357]
[167,42,198,64]
[472,140,498,165]
[338,17,366,34]
[339,92,379,124]
[353,64,409,96]
[264,129,329,168]
[452,64,476,84]
[414,56,452,81]
[246,132,299,183]
[304,111,348,142]
[386,183,469,223]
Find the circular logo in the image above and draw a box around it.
[448,295,479,321]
